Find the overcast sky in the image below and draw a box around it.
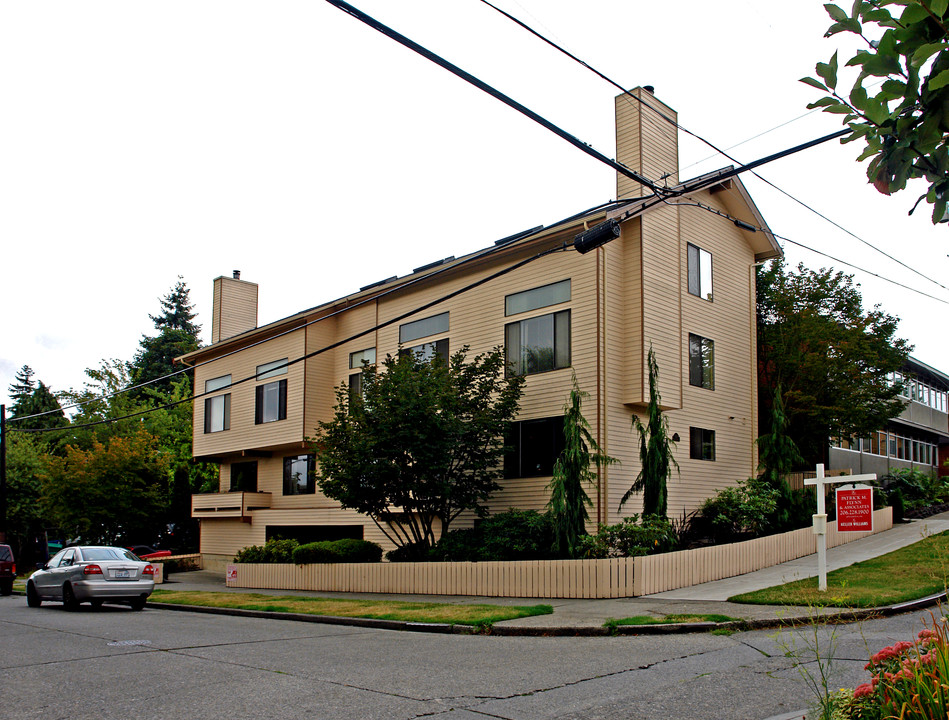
[2,0,946,411]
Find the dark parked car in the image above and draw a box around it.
[126,545,172,560]
[27,546,155,610]
[0,544,14,596]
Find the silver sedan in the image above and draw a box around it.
[27,546,155,611]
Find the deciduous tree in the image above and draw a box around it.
[757,259,909,467]
[315,346,523,555]
[803,1,949,222]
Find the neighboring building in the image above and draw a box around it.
[829,356,949,478]
[179,89,782,569]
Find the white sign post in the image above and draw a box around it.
[804,464,877,591]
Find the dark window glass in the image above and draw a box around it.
[505,310,570,376]
[348,372,362,401]
[504,416,566,478]
[230,462,258,492]
[505,279,571,316]
[688,333,714,389]
[283,455,316,495]
[399,312,449,344]
[689,427,715,461]
[255,378,288,424]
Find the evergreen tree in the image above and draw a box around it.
[620,346,678,517]
[547,376,617,558]
[7,366,68,431]
[8,365,36,413]
[755,383,804,531]
[130,278,201,397]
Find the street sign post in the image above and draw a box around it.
[804,464,877,591]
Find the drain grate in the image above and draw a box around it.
[107,639,152,647]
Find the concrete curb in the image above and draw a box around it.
[145,589,948,636]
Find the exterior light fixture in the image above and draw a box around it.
[574,219,620,254]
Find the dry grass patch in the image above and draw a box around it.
[150,590,552,626]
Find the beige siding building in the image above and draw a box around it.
[180,89,782,569]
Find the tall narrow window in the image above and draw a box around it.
[689,427,715,461]
[687,244,713,300]
[204,374,231,433]
[688,334,715,389]
[255,379,288,424]
[283,454,316,495]
[505,310,570,376]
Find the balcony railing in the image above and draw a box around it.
[192,492,272,522]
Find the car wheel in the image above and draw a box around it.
[26,582,41,608]
[0,579,12,596]
[62,583,79,611]
[130,596,147,611]
[90,599,104,610]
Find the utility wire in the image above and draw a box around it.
[478,0,948,293]
[9,201,621,425]
[10,243,572,433]
[323,0,669,195]
[664,197,949,306]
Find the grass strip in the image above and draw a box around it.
[150,589,552,626]
[605,613,740,628]
[729,529,949,607]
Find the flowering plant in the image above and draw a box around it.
[830,613,948,719]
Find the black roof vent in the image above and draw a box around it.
[413,256,456,274]
[494,225,544,246]
[360,276,398,292]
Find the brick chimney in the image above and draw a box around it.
[615,86,679,200]
[211,271,258,344]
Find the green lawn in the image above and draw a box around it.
[150,589,552,627]
[729,530,949,607]
[604,613,740,629]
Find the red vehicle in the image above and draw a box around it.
[0,544,16,595]
[126,545,172,560]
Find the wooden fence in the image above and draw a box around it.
[225,506,892,599]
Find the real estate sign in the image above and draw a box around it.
[835,485,874,532]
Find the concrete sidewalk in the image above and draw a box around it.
[156,511,949,633]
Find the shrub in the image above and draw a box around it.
[577,514,677,559]
[233,537,299,564]
[695,478,780,543]
[292,539,382,564]
[882,468,946,511]
[389,509,558,562]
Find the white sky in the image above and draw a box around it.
[2,0,946,410]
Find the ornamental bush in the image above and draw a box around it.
[694,478,780,543]
[292,538,383,564]
[233,537,299,564]
[577,514,677,559]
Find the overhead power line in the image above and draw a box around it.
[478,0,949,294]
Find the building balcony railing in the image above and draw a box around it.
[192,492,272,522]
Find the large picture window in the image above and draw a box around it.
[505,310,570,376]
[283,454,316,495]
[687,243,713,300]
[203,374,231,433]
[688,334,715,390]
[504,416,566,478]
[255,379,288,424]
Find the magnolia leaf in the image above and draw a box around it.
[809,96,843,108]
[900,3,931,24]
[800,76,829,91]
[850,84,869,109]
[931,0,949,17]
[880,79,907,95]
[825,3,849,21]
[817,52,840,89]
[927,68,949,91]
[912,43,947,68]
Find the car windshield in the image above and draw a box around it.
[0,546,11,561]
[80,547,138,562]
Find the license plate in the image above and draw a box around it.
[114,570,130,578]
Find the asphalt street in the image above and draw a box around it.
[0,592,938,720]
